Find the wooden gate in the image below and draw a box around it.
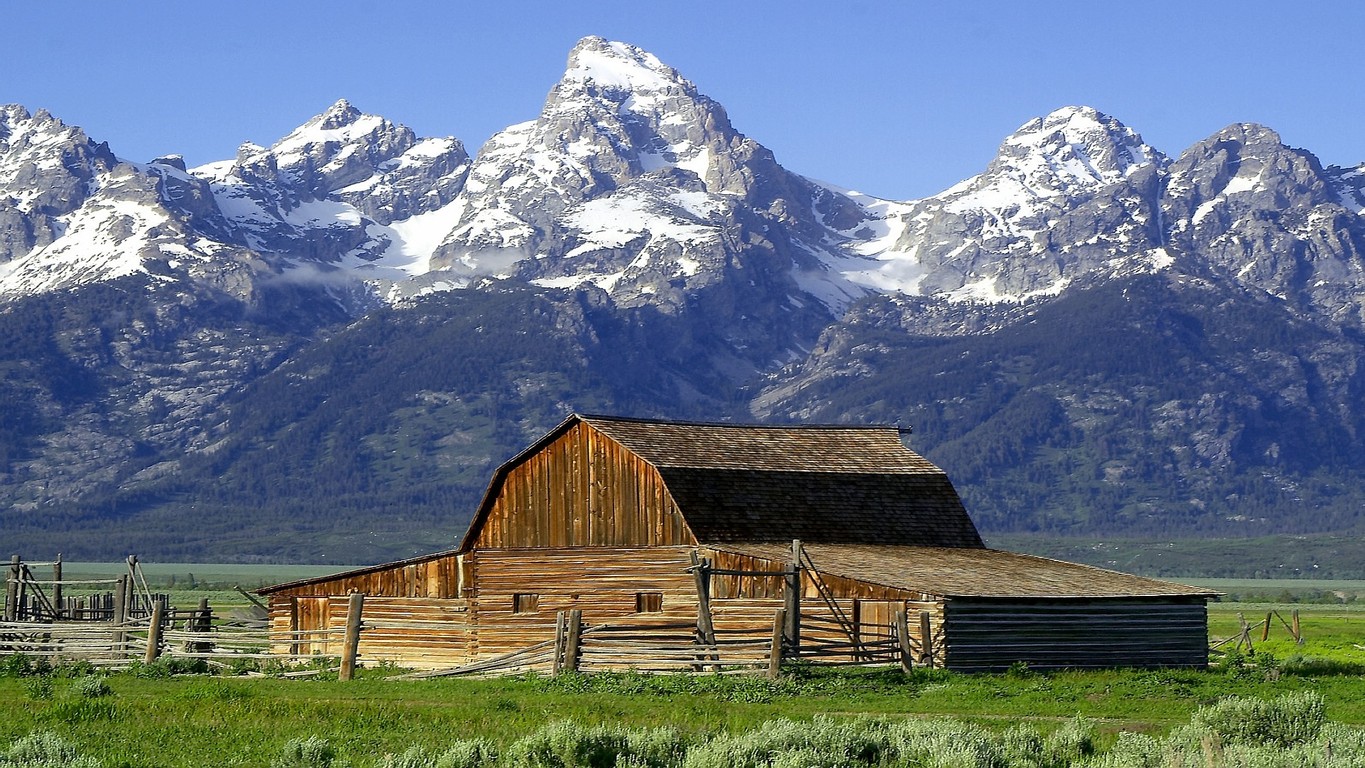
[853,600,901,662]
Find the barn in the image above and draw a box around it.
[259,414,1214,672]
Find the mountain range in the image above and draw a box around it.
[3,37,1363,567]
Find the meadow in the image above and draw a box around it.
[0,599,1362,766]
[4,570,1364,766]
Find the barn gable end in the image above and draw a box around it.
[468,419,696,549]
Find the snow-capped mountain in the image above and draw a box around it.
[4,36,1365,562]
[839,106,1170,303]
[1162,123,1365,326]
[424,36,869,314]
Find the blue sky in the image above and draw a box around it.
[4,1,1360,200]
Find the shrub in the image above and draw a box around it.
[433,740,498,768]
[0,655,51,679]
[1073,731,1165,768]
[377,747,433,768]
[1042,717,1096,766]
[1191,691,1326,749]
[2,730,100,768]
[21,676,52,701]
[271,736,346,768]
[882,718,1003,768]
[683,717,887,768]
[506,722,629,768]
[74,676,112,699]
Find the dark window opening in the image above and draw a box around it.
[635,592,663,613]
[513,593,539,613]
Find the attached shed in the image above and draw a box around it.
[260,414,1214,671]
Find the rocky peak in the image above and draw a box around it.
[431,37,864,294]
[868,106,1168,304]
[560,36,683,95]
[316,98,363,130]
[0,104,119,264]
[264,100,419,194]
[1163,123,1334,212]
[1162,123,1365,325]
[989,106,1164,195]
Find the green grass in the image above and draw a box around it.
[4,599,1365,767]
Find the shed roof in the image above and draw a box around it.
[459,414,984,551]
[715,543,1218,599]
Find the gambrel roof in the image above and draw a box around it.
[460,414,984,551]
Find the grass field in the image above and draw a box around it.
[1,599,1363,767]
[5,569,1365,766]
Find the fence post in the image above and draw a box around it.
[1292,609,1302,645]
[4,555,19,622]
[552,610,567,675]
[564,608,583,673]
[896,608,913,674]
[919,611,934,669]
[1237,613,1254,656]
[144,600,166,664]
[112,575,129,656]
[1262,612,1272,643]
[691,550,719,671]
[52,555,62,621]
[768,608,786,679]
[190,597,213,656]
[784,539,802,657]
[339,592,364,681]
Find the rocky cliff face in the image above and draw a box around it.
[857,107,1170,303]
[1163,124,1365,326]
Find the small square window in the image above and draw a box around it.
[513,593,539,613]
[635,592,663,613]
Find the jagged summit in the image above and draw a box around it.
[561,36,683,93]
[315,98,363,129]
[993,106,1163,192]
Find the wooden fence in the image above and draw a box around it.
[403,604,942,679]
[0,593,366,679]
[1210,609,1303,658]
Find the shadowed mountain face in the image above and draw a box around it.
[2,38,1364,562]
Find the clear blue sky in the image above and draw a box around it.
[4,1,1360,200]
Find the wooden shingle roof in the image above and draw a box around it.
[581,415,983,548]
[715,543,1217,599]
[583,416,941,473]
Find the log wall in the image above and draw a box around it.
[942,597,1209,671]
[268,596,471,670]
[474,423,695,549]
[469,546,698,658]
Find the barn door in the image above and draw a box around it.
[853,600,899,662]
[295,597,331,656]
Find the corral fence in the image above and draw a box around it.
[1209,609,1304,659]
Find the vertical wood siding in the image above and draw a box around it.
[474,423,695,548]
[266,555,461,599]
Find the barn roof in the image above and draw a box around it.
[458,414,983,551]
[715,543,1218,599]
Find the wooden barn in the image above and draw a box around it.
[259,414,1215,672]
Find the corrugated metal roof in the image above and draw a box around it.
[715,543,1217,598]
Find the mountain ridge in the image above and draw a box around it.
[2,37,1363,565]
